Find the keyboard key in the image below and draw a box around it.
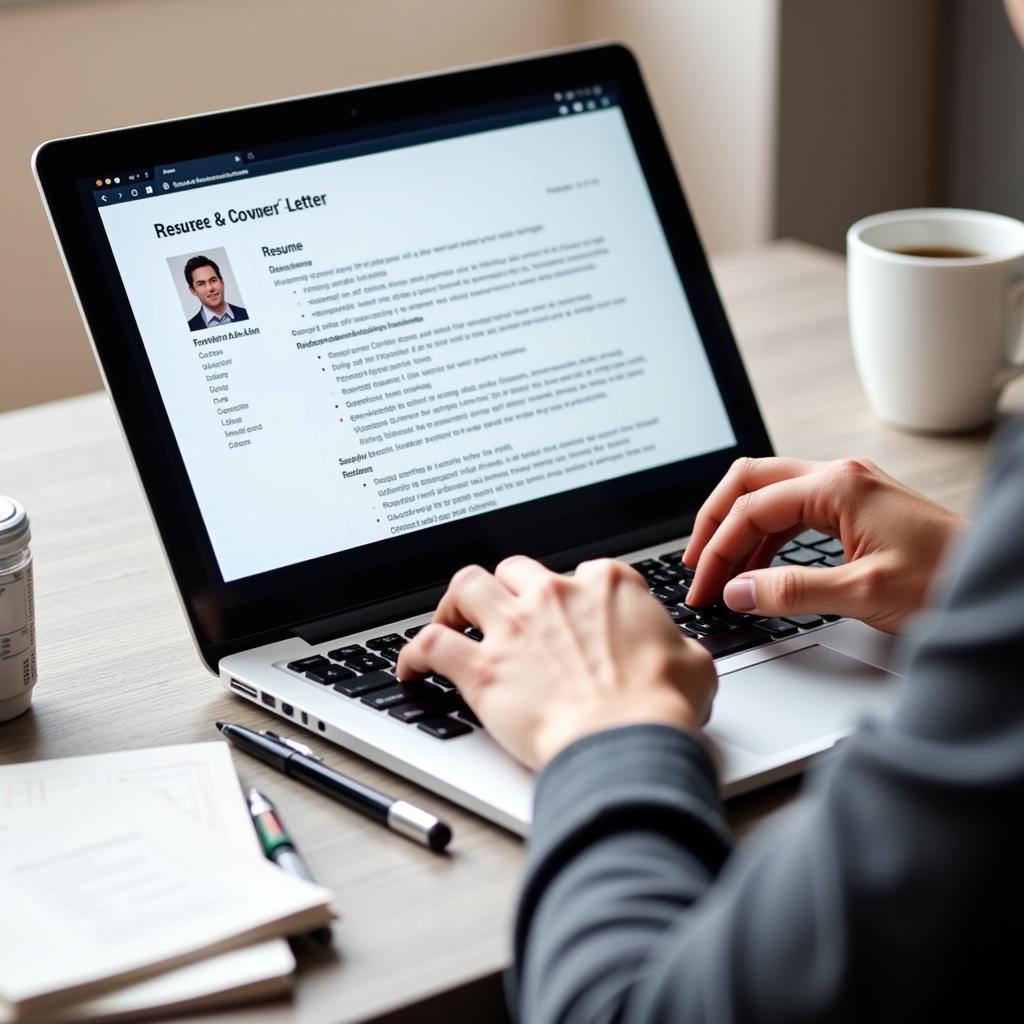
[667,605,697,624]
[417,716,474,739]
[388,704,433,724]
[378,645,405,662]
[404,624,429,639]
[454,705,482,728]
[659,549,686,564]
[464,626,484,642]
[388,696,455,723]
[795,528,832,547]
[653,583,689,604]
[306,664,356,685]
[823,554,845,567]
[783,614,825,628]
[366,633,405,650]
[646,568,682,586]
[362,681,437,711]
[684,617,732,637]
[287,655,331,673]
[709,602,757,622]
[327,643,368,661]
[813,537,845,557]
[695,625,773,659]
[630,559,664,577]
[781,547,825,566]
[429,674,457,691]
[778,541,799,555]
[751,618,799,638]
[343,652,392,673]
[332,670,396,698]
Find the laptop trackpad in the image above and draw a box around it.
[707,644,899,757]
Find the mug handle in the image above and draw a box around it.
[996,275,1024,389]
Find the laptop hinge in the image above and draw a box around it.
[291,584,449,647]
[289,516,693,648]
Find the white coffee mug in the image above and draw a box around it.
[847,208,1024,433]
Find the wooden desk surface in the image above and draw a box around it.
[1,240,1020,1023]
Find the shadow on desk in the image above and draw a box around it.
[365,971,510,1024]
[727,773,805,840]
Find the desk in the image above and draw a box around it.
[1,241,1021,1023]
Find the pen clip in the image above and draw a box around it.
[261,730,323,761]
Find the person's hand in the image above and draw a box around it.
[683,456,968,634]
[396,556,717,770]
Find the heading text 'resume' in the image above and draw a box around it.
[151,194,327,238]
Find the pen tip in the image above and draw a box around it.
[215,720,226,732]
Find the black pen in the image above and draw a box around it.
[247,787,333,947]
[217,721,452,852]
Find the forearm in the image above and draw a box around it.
[514,724,1020,1024]
[512,724,732,1024]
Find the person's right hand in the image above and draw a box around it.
[683,457,968,634]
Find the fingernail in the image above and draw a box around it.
[724,577,757,611]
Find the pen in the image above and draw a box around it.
[247,787,333,947]
[217,721,453,852]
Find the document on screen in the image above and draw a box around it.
[97,108,735,580]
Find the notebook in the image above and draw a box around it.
[0,743,333,1022]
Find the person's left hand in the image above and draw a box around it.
[396,556,717,770]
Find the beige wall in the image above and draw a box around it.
[0,0,576,411]
[574,0,781,254]
[774,0,940,251]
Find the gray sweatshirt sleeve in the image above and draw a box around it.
[512,420,1024,1024]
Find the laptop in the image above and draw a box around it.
[34,44,903,834]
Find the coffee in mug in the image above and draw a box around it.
[889,245,984,259]
[847,208,1024,433]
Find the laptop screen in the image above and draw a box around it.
[39,47,772,661]
[85,86,735,582]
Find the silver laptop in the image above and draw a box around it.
[33,44,904,835]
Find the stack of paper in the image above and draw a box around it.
[0,743,336,1023]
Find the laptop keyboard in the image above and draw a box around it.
[284,530,843,741]
[286,627,478,741]
[631,529,841,659]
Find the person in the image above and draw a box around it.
[396,5,1024,1018]
[184,255,248,331]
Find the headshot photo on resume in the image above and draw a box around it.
[175,251,248,332]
